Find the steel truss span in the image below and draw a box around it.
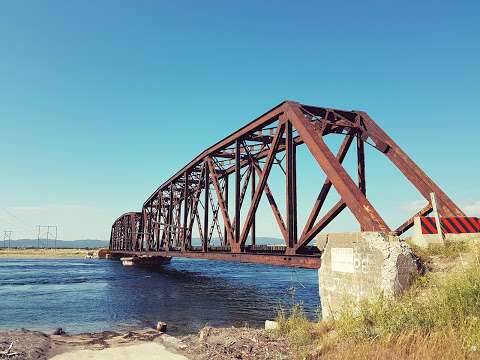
[109,101,464,269]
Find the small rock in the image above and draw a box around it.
[52,328,66,335]
[156,321,167,332]
[199,326,212,341]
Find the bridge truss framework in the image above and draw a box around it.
[109,101,464,268]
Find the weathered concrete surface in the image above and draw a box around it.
[317,232,422,319]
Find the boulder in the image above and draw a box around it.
[52,328,66,335]
[156,321,167,332]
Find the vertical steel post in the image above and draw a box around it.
[235,140,241,247]
[203,162,209,252]
[175,194,181,247]
[188,186,194,249]
[357,135,366,231]
[156,194,162,251]
[167,184,174,252]
[140,211,146,250]
[251,162,256,245]
[182,171,189,251]
[357,135,366,195]
[223,174,229,246]
[286,121,297,249]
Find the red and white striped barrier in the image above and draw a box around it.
[411,216,480,247]
[420,216,480,234]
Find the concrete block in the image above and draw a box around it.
[410,217,444,248]
[317,232,421,319]
[264,320,278,330]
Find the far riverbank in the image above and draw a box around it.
[0,248,95,258]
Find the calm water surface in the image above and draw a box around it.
[0,258,319,334]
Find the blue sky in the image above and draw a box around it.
[0,0,479,240]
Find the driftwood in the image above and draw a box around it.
[0,342,20,357]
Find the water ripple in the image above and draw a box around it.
[0,258,319,335]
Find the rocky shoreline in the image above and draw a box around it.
[0,328,169,360]
[0,326,290,360]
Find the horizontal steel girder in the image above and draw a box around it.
[109,250,321,269]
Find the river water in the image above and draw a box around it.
[0,258,319,334]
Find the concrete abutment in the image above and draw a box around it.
[316,232,422,319]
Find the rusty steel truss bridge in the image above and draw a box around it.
[109,101,465,268]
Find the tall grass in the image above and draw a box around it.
[335,263,480,342]
[409,239,471,261]
[276,243,480,359]
[276,304,334,359]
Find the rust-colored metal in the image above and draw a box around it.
[107,249,321,269]
[394,203,433,236]
[110,212,142,251]
[300,133,354,241]
[109,101,466,269]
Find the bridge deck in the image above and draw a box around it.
[108,250,321,269]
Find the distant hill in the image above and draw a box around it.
[1,239,109,249]
[190,236,284,246]
[1,236,284,249]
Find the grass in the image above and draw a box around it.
[276,242,480,359]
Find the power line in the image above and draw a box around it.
[0,207,37,235]
[37,225,57,248]
[3,231,13,249]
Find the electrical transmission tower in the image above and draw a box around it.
[37,226,58,249]
[3,231,13,249]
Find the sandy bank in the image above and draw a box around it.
[50,342,187,360]
[0,329,188,360]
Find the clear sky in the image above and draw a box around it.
[1,0,479,241]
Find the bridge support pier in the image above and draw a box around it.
[317,232,422,319]
[120,255,172,267]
